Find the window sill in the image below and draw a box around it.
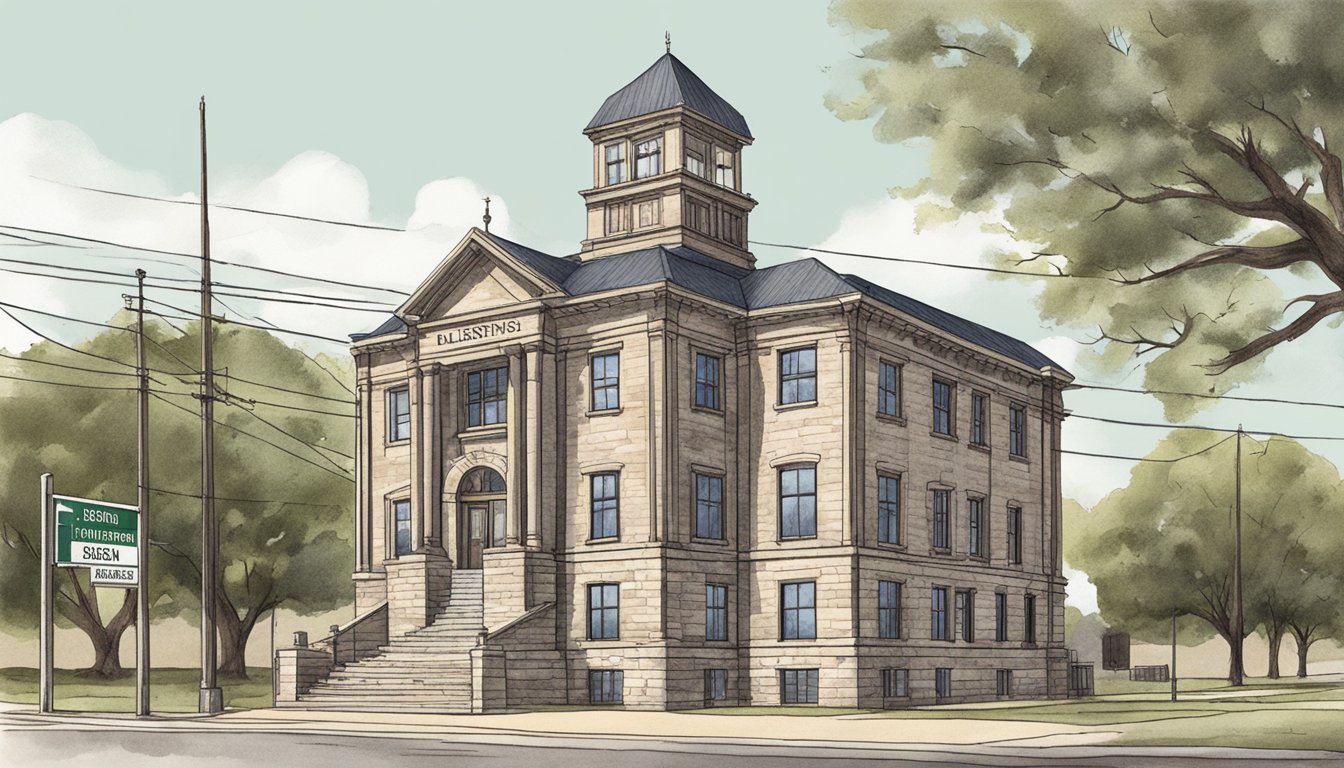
[969,442,991,455]
[584,536,621,545]
[928,546,953,557]
[873,541,907,552]
[776,638,819,644]
[457,425,506,441]
[778,535,819,544]
[930,430,959,442]
[875,412,907,426]
[691,404,725,417]
[587,407,624,418]
[774,400,817,413]
[691,536,730,546]
[384,438,411,448]
[1009,453,1030,465]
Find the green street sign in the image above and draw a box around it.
[54,495,139,569]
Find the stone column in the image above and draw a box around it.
[505,346,525,545]
[411,366,426,550]
[524,343,543,548]
[422,364,443,549]
[353,377,366,571]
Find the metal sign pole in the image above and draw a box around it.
[39,473,54,713]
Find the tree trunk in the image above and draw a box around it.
[59,572,136,678]
[1267,624,1283,679]
[1297,638,1313,677]
[215,597,266,679]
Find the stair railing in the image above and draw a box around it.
[311,602,389,667]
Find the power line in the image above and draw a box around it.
[1071,381,1344,412]
[1070,412,1344,442]
[149,486,344,508]
[34,176,407,233]
[1058,434,1236,464]
[143,296,351,344]
[750,240,1110,280]
[0,369,138,392]
[0,303,162,380]
[0,349,138,378]
[223,401,355,472]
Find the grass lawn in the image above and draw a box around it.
[0,667,272,713]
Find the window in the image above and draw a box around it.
[878,580,901,639]
[932,489,950,549]
[878,361,901,417]
[686,136,709,179]
[956,589,973,642]
[605,203,624,235]
[686,197,711,234]
[882,668,909,698]
[637,199,659,227]
[591,352,620,411]
[778,465,817,539]
[387,387,410,442]
[935,667,952,698]
[704,669,727,704]
[1007,505,1022,565]
[996,669,1013,697]
[590,473,619,540]
[694,353,721,410]
[714,147,735,188]
[393,500,411,556]
[1025,594,1037,644]
[466,367,507,427]
[968,496,984,557]
[930,586,949,641]
[589,670,623,704]
[705,584,728,641]
[995,593,1008,642]
[605,143,626,185]
[635,136,662,178]
[719,209,743,246]
[694,473,724,540]
[780,581,816,640]
[1009,403,1027,457]
[780,669,818,704]
[932,378,953,436]
[877,474,901,545]
[779,347,816,405]
[587,583,619,640]
[970,392,988,446]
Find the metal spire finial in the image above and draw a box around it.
[482,196,492,233]
[665,31,671,54]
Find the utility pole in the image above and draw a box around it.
[198,97,223,714]
[1170,610,1178,702]
[134,269,151,717]
[1231,425,1245,686]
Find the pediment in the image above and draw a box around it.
[400,229,563,323]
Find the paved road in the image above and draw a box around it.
[4,727,1344,768]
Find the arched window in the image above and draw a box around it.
[460,467,506,495]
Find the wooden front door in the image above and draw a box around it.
[464,503,486,569]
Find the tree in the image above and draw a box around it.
[1069,430,1344,683]
[829,1,1344,419]
[0,313,354,677]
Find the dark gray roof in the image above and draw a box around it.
[586,53,752,139]
[355,236,1063,372]
[349,314,406,342]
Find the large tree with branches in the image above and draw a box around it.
[829,0,1344,417]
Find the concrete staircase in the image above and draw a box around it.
[294,569,484,712]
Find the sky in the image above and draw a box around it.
[2,1,1343,656]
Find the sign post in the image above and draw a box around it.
[39,474,54,714]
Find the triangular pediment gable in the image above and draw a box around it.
[399,228,566,322]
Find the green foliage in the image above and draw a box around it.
[0,315,354,669]
[830,0,1344,419]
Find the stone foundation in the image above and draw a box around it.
[385,549,452,636]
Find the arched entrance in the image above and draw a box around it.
[457,467,506,569]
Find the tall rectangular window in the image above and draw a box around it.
[589,670,623,703]
[694,473,724,540]
[1025,594,1037,644]
[932,378,953,435]
[591,352,620,411]
[970,392,988,446]
[489,499,506,548]
[393,499,411,556]
[780,669,818,704]
[605,143,625,185]
[930,586,949,641]
[694,353,721,410]
[878,361,901,417]
[995,592,1008,642]
[997,669,1013,697]
[685,136,709,179]
[605,203,624,235]
[705,584,728,641]
[720,210,744,246]
[387,387,410,442]
[956,589,973,642]
[1010,403,1027,457]
[466,366,507,427]
[968,496,984,557]
[587,583,619,640]
[687,197,711,234]
[1007,505,1022,564]
[878,580,902,639]
[779,347,817,405]
[935,668,952,698]
[781,581,816,640]
[635,136,662,178]
[932,489,950,549]
[704,669,727,704]
[877,474,901,545]
[590,473,619,540]
[714,147,736,188]
[778,465,817,539]
[882,668,909,698]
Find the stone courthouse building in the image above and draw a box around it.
[280,51,1073,712]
